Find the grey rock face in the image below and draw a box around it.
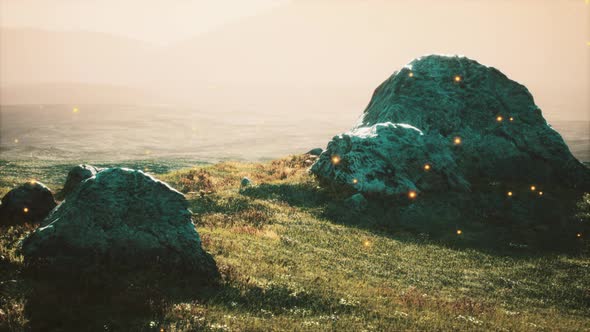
[0,181,57,225]
[59,164,101,199]
[312,55,590,196]
[22,168,218,278]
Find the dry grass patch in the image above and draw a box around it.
[252,155,316,183]
[177,168,216,194]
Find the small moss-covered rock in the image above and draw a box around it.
[0,181,56,225]
[241,177,253,187]
[22,168,218,280]
[345,193,368,212]
[58,164,101,199]
[307,148,323,156]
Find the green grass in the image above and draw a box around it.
[1,156,589,331]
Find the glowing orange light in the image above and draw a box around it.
[530,185,536,191]
[408,191,417,199]
[453,137,462,145]
[507,191,513,197]
[509,117,514,122]
[456,229,462,235]
[408,72,414,78]
[331,155,341,165]
[538,191,543,196]
[423,164,431,171]
[363,239,371,247]
[454,75,462,82]
[577,233,582,238]
[23,207,29,213]
[352,178,358,184]
[496,116,503,122]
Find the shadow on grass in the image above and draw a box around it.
[241,182,333,209]
[207,281,349,317]
[240,182,590,256]
[22,270,346,331]
[188,183,324,218]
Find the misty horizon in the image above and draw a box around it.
[1,0,589,122]
[1,0,589,164]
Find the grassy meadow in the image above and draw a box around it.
[0,156,589,331]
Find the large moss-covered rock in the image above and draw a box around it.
[0,182,57,225]
[22,168,218,279]
[312,55,590,197]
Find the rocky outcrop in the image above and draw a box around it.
[58,164,102,199]
[312,122,469,196]
[312,55,590,197]
[22,168,218,279]
[0,181,57,225]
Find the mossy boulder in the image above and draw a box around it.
[57,164,102,199]
[22,168,218,280]
[0,181,57,225]
[312,122,469,196]
[312,55,590,197]
[307,148,323,156]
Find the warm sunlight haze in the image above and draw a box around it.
[0,1,589,331]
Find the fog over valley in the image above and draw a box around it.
[1,0,588,161]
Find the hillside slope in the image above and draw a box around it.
[0,156,588,331]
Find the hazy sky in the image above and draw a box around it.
[1,0,589,121]
[0,0,289,44]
